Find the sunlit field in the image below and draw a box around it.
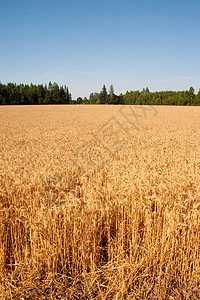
[0,105,200,299]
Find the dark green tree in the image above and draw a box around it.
[77,97,83,104]
[65,87,70,104]
[89,92,95,104]
[99,85,108,104]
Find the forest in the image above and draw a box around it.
[0,81,200,106]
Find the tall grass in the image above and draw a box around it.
[0,105,199,299]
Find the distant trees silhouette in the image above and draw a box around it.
[1,82,200,106]
[0,82,71,105]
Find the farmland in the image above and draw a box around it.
[0,105,200,299]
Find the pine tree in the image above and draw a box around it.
[99,85,108,104]
[109,84,114,104]
[66,87,70,104]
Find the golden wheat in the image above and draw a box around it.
[0,105,200,299]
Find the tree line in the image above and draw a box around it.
[122,86,200,106]
[0,82,71,105]
[1,82,200,106]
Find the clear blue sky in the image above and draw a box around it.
[1,0,200,99]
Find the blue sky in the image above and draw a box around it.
[1,0,200,99]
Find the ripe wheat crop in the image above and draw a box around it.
[0,105,200,299]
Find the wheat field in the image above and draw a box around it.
[0,105,200,299]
